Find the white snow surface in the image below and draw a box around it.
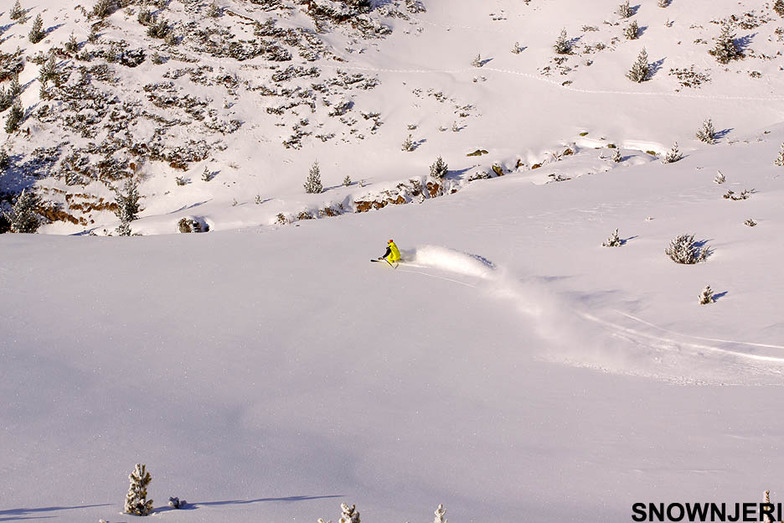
[3,0,784,521]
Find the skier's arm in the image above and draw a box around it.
[379,246,392,259]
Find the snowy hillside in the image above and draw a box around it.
[2,1,784,522]
[1,0,783,234]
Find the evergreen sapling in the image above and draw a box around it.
[5,189,41,233]
[627,48,650,82]
[709,22,743,64]
[553,29,572,54]
[304,161,323,193]
[434,504,448,523]
[617,0,633,18]
[5,99,24,134]
[698,285,714,305]
[430,156,449,179]
[696,118,717,144]
[29,14,46,43]
[774,144,784,166]
[602,228,623,247]
[124,464,153,516]
[663,142,683,164]
[114,178,141,236]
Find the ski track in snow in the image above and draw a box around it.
[402,245,784,382]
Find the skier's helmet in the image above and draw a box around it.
[388,239,394,243]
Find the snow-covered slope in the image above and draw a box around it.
[1,0,783,234]
[2,1,784,522]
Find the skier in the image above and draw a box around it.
[378,239,402,265]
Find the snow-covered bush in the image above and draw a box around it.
[430,156,448,179]
[553,29,572,54]
[709,22,743,64]
[168,496,187,509]
[29,14,45,44]
[4,99,24,134]
[147,18,171,39]
[744,218,757,227]
[511,42,525,54]
[206,1,222,17]
[663,142,683,164]
[774,144,784,166]
[201,167,214,182]
[114,179,141,236]
[434,504,448,523]
[602,228,623,247]
[714,170,726,184]
[775,0,784,16]
[658,0,670,7]
[624,20,639,40]
[304,161,323,193]
[698,285,714,305]
[4,189,41,233]
[177,217,207,233]
[723,189,753,200]
[626,48,650,82]
[401,134,415,152]
[612,148,622,162]
[137,8,153,25]
[0,148,9,171]
[339,503,360,523]
[696,118,717,144]
[124,464,153,516]
[343,175,352,186]
[665,234,709,264]
[471,54,483,67]
[617,0,633,18]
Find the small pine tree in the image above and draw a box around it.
[434,504,448,523]
[553,29,572,54]
[775,0,784,16]
[665,234,709,264]
[471,54,483,67]
[5,189,41,233]
[698,285,714,305]
[658,0,670,6]
[401,134,415,152]
[624,20,639,40]
[626,48,650,82]
[343,175,352,186]
[38,54,59,85]
[0,86,11,112]
[709,22,743,64]
[430,156,448,179]
[10,0,24,21]
[339,503,360,523]
[0,148,9,171]
[602,228,623,247]
[774,144,784,166]
[92,0,116,19]
[617,0,633,18]
[612,148,622,162]
[29,14,46,44]
[714,170,726,184]
[696,118,717,144]
[663,142,683,164]
[124,464,154,516]
[5,100,24,134]
[114,178,141,236]
[304,161,323,193]
[137,7,154,25]
[64,33,79,54]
